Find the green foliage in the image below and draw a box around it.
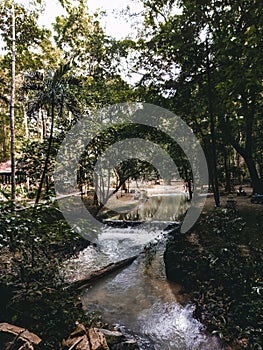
[53,0,118,74]
[0,0,60,161]
[18,139,58,189]
[0,0,56,71]
[0,201,90,348]
[0,202,88,292]
[164,209,263,348]
[132,0,263,193]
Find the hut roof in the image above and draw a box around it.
[0,160,12,173]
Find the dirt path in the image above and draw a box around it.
[203,186,263,215]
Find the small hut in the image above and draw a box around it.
[0,160,26,184]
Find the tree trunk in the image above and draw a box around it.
[244,154,263,194]
[10,3,16,202]
[23,105,28,139]
[93,172,99,205]
[41,109,47,139]
[233,144,263,194]
[223,147,231,193]
[187,180,193,200]
[35,93,55,204]
[206,38,220,206]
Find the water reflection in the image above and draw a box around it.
[115,194,189,222]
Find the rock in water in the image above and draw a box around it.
[99,328,124,345]
[112,339,139,350]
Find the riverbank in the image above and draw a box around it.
[1,187,262,349]
[164,202,263,349]
[0,202,143,349]
[0,202,93,349]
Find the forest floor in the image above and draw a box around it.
[204,186,263,248]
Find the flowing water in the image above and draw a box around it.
[64,194,223,350]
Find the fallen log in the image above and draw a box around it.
[67,254,139,292]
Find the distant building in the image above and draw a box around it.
[0,160,26,184]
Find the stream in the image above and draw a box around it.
[64,194,223,350]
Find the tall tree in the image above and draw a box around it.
[10,2,15,200]
[210,0,263,193]
[129,0,263,195]
[0,0,59,161]
[53,0,132,108]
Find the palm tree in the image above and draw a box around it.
[24,62,81,203]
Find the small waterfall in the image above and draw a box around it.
[64,194,223,350]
